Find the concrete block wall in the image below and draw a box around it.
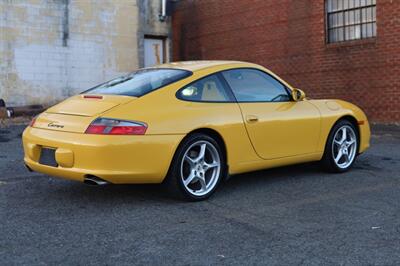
[0,0,170,107]
[1,1,66,106]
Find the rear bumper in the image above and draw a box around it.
[23,127,184,184]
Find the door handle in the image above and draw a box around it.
[246,115,259,123]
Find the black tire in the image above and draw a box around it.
[163,133,226,201]
[321,119,359,173]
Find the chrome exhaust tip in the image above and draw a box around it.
[84,175,109,186]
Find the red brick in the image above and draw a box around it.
[172,0,400,123]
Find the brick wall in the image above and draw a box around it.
[172,0,400,123]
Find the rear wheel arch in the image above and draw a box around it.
[168,128,228,180]
[163,128,228,200]
[185,128,228,166]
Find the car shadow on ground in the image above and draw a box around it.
[43,161,331,205]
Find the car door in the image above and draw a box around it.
[222,68,321,160]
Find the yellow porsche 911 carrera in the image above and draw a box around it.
[23,61,370,201]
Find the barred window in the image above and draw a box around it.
[326,0,376,43]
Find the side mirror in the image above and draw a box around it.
[291,88,306,101]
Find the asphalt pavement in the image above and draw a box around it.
[1,124,400,265]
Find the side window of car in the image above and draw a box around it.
[222,69,291,102]
[178,74,232,102]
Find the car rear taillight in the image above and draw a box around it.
[85,118,147,135]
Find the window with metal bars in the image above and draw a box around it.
[326,0,376,43]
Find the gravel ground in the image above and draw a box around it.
[0,124,399,265]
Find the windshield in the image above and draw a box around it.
[83,68,192,97]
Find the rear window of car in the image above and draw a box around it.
[84,68,192,97]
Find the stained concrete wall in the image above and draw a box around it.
[0,0,170,107]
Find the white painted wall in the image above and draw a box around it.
[0,0,170,107]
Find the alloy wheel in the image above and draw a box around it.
[332,125,357,169]
[180,140,221,197]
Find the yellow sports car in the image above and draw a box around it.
[23,61,370,201]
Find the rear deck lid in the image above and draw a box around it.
[33,95,136,133]
[46,94,135,117]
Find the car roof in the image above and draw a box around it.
[151,60,294,91]
[154,60,256,72]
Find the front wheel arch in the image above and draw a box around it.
[332,115,360,154]
[321,118,359,172]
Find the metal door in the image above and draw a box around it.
[144,38,165,67]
